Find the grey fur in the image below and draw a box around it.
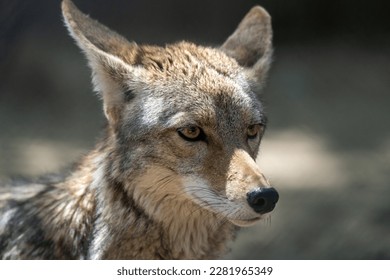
[0,0,276,259]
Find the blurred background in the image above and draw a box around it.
[0,0,389,259]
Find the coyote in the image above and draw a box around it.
[0,0,278,259]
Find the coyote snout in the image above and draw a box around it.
[185,147,278,228]
[0,0,278,260]
[229,150,279,218]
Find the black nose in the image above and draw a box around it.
[247,187,279,214]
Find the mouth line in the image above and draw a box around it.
[229,216,262,227]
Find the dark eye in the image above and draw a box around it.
[177,126,205,142]
[247,124,263,140]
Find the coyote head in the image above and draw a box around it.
[62,0,278,228]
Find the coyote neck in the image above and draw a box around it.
[63,144,237,259]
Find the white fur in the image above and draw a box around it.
[0,209,16,234]
[182,176,262,226]
[140,96,165,126]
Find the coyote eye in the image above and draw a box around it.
[247,124,263,140]
[177,126,205,142]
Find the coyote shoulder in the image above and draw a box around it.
[0,0,278,259]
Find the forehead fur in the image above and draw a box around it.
[122,42,263,128]
[127,42,239,74]
[117,41,264,141]
[126,41,248,93]
[118,41,263,124]
[131,41,256,108]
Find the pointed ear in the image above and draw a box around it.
[61,0,139,123]
[221,6,273,90]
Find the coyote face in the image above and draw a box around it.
[0,0,278,260]
[62,0,278,226]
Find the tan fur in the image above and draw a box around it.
[0,0,277,259]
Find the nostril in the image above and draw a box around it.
[251,197,266,208]
[247,187,279,214]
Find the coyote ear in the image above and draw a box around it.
[61,0,139,123]
[221,6,273,90]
